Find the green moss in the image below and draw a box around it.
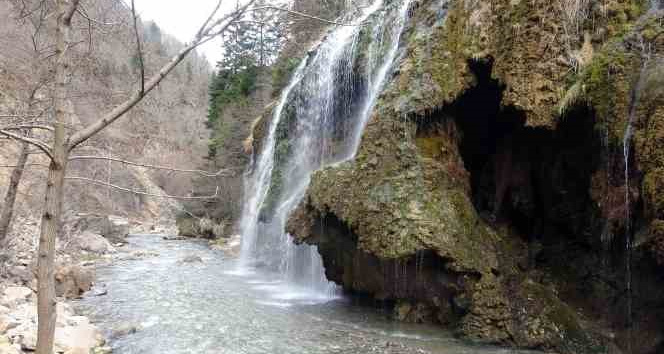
[415,136,446,158]
[176,215,199,237]
[429,4,474,102]
[640,15,664,42]
[580,42,636,145]
[271,58,300,97]
[643,168,664,217]
[521,281,601,352]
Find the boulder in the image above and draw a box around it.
[68,213,130,244]
[92,346,112,354]
[15,328,37,351]
[54,265,94,299]
[54,316,104,353]
[3,296,104,354]
[110,323,139,339]
[177,255,203,265]
[70,231,115,255]
[0,335,20,354]
[394,301,434,323]
[90,284,108,297]
[5,266,33,286]
[1,287,32,307]
[103,215,130,243]
[163,235,186,241]
[0,315,18,334]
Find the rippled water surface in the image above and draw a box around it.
[77,235,537,354]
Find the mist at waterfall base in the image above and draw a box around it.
[232,0,412,301]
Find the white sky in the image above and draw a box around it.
[132,0,240,67]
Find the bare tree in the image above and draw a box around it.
[0,1,52,244]
[0,140,28,243]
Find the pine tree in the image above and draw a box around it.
[205,0,288,157]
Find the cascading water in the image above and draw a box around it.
[236,0,412,299]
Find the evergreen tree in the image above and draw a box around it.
[205,0,288,157]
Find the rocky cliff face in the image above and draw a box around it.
[284,0,664,352]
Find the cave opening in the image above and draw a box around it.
[414,58,664,353]
[419,59,604,253]
[414,58,608,306]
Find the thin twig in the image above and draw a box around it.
[75,6,121,26]
[2,124,54,132]
[0,114,43,118]
[249,6,359,26]
[196,0,223,39]
[130,0,145,95]
[67,155,233,177]
[0,129,53,160]
[65,177,220,200]
[0,163,49,168]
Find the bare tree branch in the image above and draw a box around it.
[193,0,256,44]
[249,6,359,26]
[67,155,233,177]
[196,0,223,39]
[2,124,54,132]
[67,0,257,150]
[65,177,220,199]
[0,129,53,160]
[0,163,49,168]
[62,0,80,24]
[0,114,43,118]
[130,0,145,95]
[75,6,120,26]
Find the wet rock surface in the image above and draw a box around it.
[286,0,664,353]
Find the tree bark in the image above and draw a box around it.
[35,1,76,352]
[0,141,29,244]
[35,148,66,354]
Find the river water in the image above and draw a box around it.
[77,235,536,354]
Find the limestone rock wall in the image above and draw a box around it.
[285,0,664,352]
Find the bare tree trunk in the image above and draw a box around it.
[0,141,29,244]
[35,147,66,354]
[36,1,76,352]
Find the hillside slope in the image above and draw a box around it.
[0,0,210,255]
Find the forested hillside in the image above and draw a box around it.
[0,0,210,242]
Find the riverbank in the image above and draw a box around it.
[0,213,175,354]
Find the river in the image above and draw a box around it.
[76,235,538,354]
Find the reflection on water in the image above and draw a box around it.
[77,235,539,354]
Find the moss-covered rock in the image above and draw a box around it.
[284,0,662,352]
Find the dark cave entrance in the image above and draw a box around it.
[427,59,603,249]
[420,59,664,353]
[415,58,607,302]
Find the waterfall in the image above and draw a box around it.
[236,0,412,299]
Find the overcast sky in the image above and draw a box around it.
[133,0,239,67]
